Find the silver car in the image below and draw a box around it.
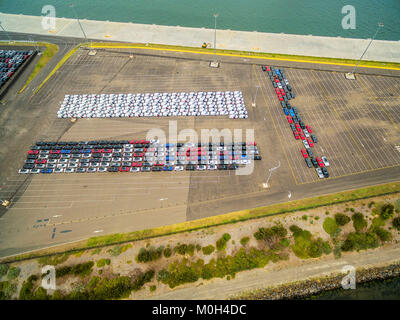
[321,156,330,167]
[316,168,324,179]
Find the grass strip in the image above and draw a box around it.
[33,44,81,94]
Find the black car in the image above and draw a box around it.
[228,164,239,170]
[322,167,329,178]
[311,134,318,143]
[261,65,266,71]
[141,167,151,172]
[254,155,262,160]
[311,157,318,168]
[23,163,35,169]
[107,167,119,172]
[299,121,306,129]
[76,168,86,173]
[218,164,228,170]
[186,165,195,171]
[305,158,312,168]
[143,162,152,167]
[306,148,314,158]
[290,91,296,99]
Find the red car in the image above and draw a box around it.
[287,116,293,124]
[278,96,283,101]
[299,132,305,140]
[119,167,130,172]
[293,131,300,140]
[307,138,314,147]
[246,142,256,146]
[102,149,112,153]
[91,149,101,153]
[316,157,324,167]
[306,125,312,133]
[134,153,143,157]
[275,88,280,94]
[35,159,47,164]
[266,66,270,71]
[50,150,61,154]
[296,126,302,133]
[300,149,308,158]
[275,78,279,83]
[129,139,137,144]
[28,150,39,155]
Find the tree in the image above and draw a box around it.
[392,217,400,230]
[334,213,351,226]
[380,203,394,220]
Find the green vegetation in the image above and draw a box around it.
[379,203,395,220]
[253,225,287,249]
[334,213,351,226]
[371,226,392,242]
[0,264,9,278]
[163,247,172,258]
[38,253,70,266]
[394,199,400,213]
[19,275,38,300]
[352,213,368,232]
[371,217,385,228]
[7,267,21,280]
[158,247,281,288]
[136,247,163,263]
[341,232,379,252]
[201,245,215,255]
[56,261,94,278]
[280,238,290,247]
[96,259,111,268]
[392,217,400,230]
[323,217,339,236]
[150,285,156,292]
[91,248,101,255]
[216,233,231,251]
[34,44,80,94]
[108,244,132,257]
[0,281,17,299]
[174,244,196,256]
[302,215,308,221]
[240,237,250,246]
[290,226,331,259]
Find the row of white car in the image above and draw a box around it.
[57,91,248,119]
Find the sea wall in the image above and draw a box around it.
[0,13,399,63]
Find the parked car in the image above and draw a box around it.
[322,167,329,178]
[321,156,330,167]
[316,168,324,179]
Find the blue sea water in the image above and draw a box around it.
[0,0,399,40]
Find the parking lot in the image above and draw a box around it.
[255,66,400,184]
[0,47,399,256]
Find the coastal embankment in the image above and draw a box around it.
[0,13,399,63]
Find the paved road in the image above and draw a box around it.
[142,243,400,300]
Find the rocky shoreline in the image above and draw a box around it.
[231,262,400,300]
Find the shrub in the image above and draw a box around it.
[201,245,215,255]
[395,199,400,213]
[291,227,331,259]
[19,275,38,300]
[91,248,101,255]
[341,232,379,252]
[323,217,339,236]
[334,213,351,226]
[289,225,302,235]
[352,212,367,232]
[240,237,250,246]
[392,217,400,230]
[136,246,163,263]
[174,244,195,256]
[96,259,111,268]
[163,247,172,258]
[216,234,231,251]
[0,264,9,278]
[302,215,308,221]
[0,281,17,300]
[368,201,375,208]
[380,203,394,220]
[371,227,392,242]
[280,238,290,247]
[56,261,94,278]
[150,285,156,292]
[156,269,170,282]
[7,267,21,280]
[253,226,287,249]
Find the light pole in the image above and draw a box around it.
[0,21,13,43]
[70,3,96,54]
[252,86,260,107]
[345,22,383,80]
[263,161,280,188]
[210,13,219,68]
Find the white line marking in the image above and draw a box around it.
[93,230,103,233]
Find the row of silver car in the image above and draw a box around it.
[57,91,248,119]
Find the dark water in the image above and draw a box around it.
[313,277,400,300]
[0,0,399,40]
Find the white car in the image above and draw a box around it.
[321,156,330,167]
[316,168,324,179]
[18,169,30,174]
[303,140,310,149]
[174,166,184,171]
[207,165,217,170]
[303,129,310,138]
